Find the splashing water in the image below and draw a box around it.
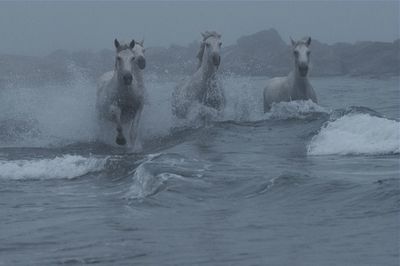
[0,154,108,180]
[0,64,98,147]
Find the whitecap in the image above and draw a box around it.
[0,155,108,180]
[307,114,400,155]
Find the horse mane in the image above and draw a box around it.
[196,31,221,69]
[135,40,144,47]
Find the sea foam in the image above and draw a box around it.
[307,114,400,155]
[0,155,107,180]
[265,100,329,120]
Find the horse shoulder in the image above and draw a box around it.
[189,71,203,88]
[183,72,202,100]
[97,71,114,95]
[265,77,289,96]
[267,77,287,87]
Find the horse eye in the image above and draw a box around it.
[206,43,211,47]
[219,42,222,47]
[117,57,122,61]
[294,51,299,56]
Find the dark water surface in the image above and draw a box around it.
[0,76,399,265]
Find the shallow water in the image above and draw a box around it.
[0,74,399,265]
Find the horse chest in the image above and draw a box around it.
[119,97,141,123]
[113,89,142,119]
[291,83,310,100]
[202,83,224,109]
[114,88,141,105]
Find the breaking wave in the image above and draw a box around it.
[125,153,209,199]
[0,155,108,180]
[307,113,400,155]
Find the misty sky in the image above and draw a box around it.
[0,1,398,55]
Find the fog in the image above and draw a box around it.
[0,1,398,55]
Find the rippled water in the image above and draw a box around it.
[0,74,399,265]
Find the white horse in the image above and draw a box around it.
[172,31,224,119]
[263,37,317,112]
[96,39,146,150]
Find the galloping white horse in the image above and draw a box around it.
[172,31,224,119]
[263,37,317,112]
[96,39,146,150]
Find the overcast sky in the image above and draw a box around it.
[0,1,398,55]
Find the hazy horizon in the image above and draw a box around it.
[0,1,398,56]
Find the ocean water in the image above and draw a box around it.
[0,72,399,265]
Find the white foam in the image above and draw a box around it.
[307,114,400,155]
[0,155,108,180]
[265,100,329,120]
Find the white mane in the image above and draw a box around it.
[135,40,144,47]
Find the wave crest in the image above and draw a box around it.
[307,113,400,155]
[125,153,208,199]
[0,155,108,180]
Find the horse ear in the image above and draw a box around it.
[290,37,296,47]
[129,40,135,49]
[201,32,206,39]
[306,37,311,46]
[114,39,120,49]
[139,39,144,46]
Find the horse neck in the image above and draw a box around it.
[199,51,218,83]
[289,67,309,93]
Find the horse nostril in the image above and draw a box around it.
[123,73,133,84]
[213,54,221,66]
[138,57,146,69]
[298,65,309,75]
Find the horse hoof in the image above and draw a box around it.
[116,136,126,146]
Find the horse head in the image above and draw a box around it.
[133,39,146,70]
[197,31,222,69]
[290,37,311,77]
[114,38,135,85]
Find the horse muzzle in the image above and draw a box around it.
[123,73,133,85]
[212,52,221,67]
[298,65,309,76]
[137,56,146,70]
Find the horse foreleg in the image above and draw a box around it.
[309,88,318,104]
[109,104,126,145]
[129,107,143,152]
[263,92,272,112]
